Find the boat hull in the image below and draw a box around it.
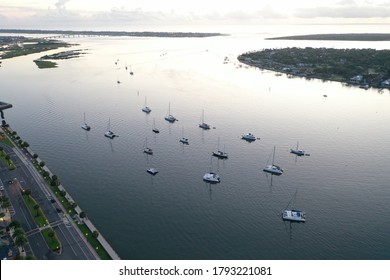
[282,210,306,222]
[263,165,283,175]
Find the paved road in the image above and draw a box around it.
[0,143,97,260]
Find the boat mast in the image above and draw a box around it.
[107,118,111,131]
[272,146,276,165]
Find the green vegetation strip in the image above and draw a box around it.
[0,149,16,170]
[22,194,61,251]
[238,47,390,88]
[34,60,57,69]
[77,223,111,260]
[0,137,15,148]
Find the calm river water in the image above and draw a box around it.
[1,24,390,259]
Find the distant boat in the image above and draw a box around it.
[104,118,117,139]
[212,137,228,159]
[203,172,220,183]
[290,141,305,156]
[143,138,153,155]
[242,133,256,142]
[164,103,177,123]
[129,65,134,75]
[81,112,91,131]
[142,97,151,113]
[283,210,306,222]
[146,167,158,175]
[152,118,160,133]
[179,127,189,145]
[263,146,283,175]
[282,190,306,222]
[199,110,210,130]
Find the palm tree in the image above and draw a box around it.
[12,228,25,240]
[14,235,28,248]
[9,220,21,229]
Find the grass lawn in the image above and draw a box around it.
[22,194,49,227]
[77,223,111,260]
[41,228,61,252]
[0,150,16,170]
[0,136,15,148]
[22,194,61,251]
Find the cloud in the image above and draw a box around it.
[55,0,70,12]
[295,5,390,18]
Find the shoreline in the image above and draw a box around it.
[1,119,120,260]
[238,47,390,90]
[266,33,390,41]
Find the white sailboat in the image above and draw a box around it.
[212,137,228,159]
[263,146,283,175]
[164,102,177,123]
[152,118,160,133]
[290,141,305,156]
[143,138,153,155]
[179,127,189,145]
[104,118,116,139]
[282,190,306,222]
[199,110,210,130]
[142,97,151,113]
[203,157,221,183]
[81,112,91,131]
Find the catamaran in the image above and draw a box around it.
[290,141,305,156]
[104,118,117,139]
[263,146,283,175]
[164,103,176,123]
[142,97,151,113]
[212,137,228,159]
[282,190,306,222]
[152,118,160,133]
[143,138,153,155]
[199,110,210,130]
[81,113,91,131]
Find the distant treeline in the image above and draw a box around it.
[0,29,224,38]
[267,33,390,41]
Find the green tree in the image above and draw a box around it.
[33,153,38,159]
[23,189,31,196]
[33,204,40,217]
[5,154,10,161]
[0,198,11,209]
[60,190,66,197]
[23,142,29,148]
[92,230,99,238]
[39,161,45,167]
[15,235,28,248]
[9,220,21,229]
[79,211,86,219]
[48,229,55,241]
[0,146,3,152]
[12,228,24,239]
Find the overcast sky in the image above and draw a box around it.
[1,0,389,29]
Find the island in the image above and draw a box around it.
[0,29,224,38]
[238,47,390,89]
[266,33,390,41]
